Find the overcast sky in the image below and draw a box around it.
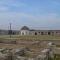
[0,0,60,30]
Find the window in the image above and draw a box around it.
[48,32,50,35]
[35,32,37,35]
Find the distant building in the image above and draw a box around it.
[0,30,19,35]
[20,26,30,35]
[20,26,60,35]
[0,26,60,35]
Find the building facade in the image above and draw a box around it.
[0,26,60,35]
[20,26,60,36]
[20,26,30,35]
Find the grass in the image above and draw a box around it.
[54,54,60,60]
[0,35,60,41]
[0,35,60,59]
[56,45,60,47]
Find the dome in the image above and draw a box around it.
[21,26,29,30]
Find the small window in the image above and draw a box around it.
[35,32,37,35]
[41,32,44,35]
[48,32,50,35]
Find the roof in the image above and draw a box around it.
[21,26,29,30]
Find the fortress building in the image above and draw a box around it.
[20,26,60,36]
[0,26,60,35]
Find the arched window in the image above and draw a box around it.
[48,32,51,35]
[35,32,37,35]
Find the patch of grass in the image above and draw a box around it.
[0,35,60,41]
[54,54,60,60]
[56,45,60,47]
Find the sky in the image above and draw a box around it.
[0,0,60,30]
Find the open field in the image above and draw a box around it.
[0,35,59,60]
[0,35,60,40]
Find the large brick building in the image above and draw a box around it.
[20,26,60,35]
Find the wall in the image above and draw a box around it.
[29,30,60,36]
[20,30,30,35]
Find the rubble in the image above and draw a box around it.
[0,41,57,60]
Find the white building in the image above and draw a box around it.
[20,26,30,35]
[20,26,60,36]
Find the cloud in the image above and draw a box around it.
[0,0,26,12]
[0,6,9,11]
[0,0,60,29]
[0,11,59,29]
